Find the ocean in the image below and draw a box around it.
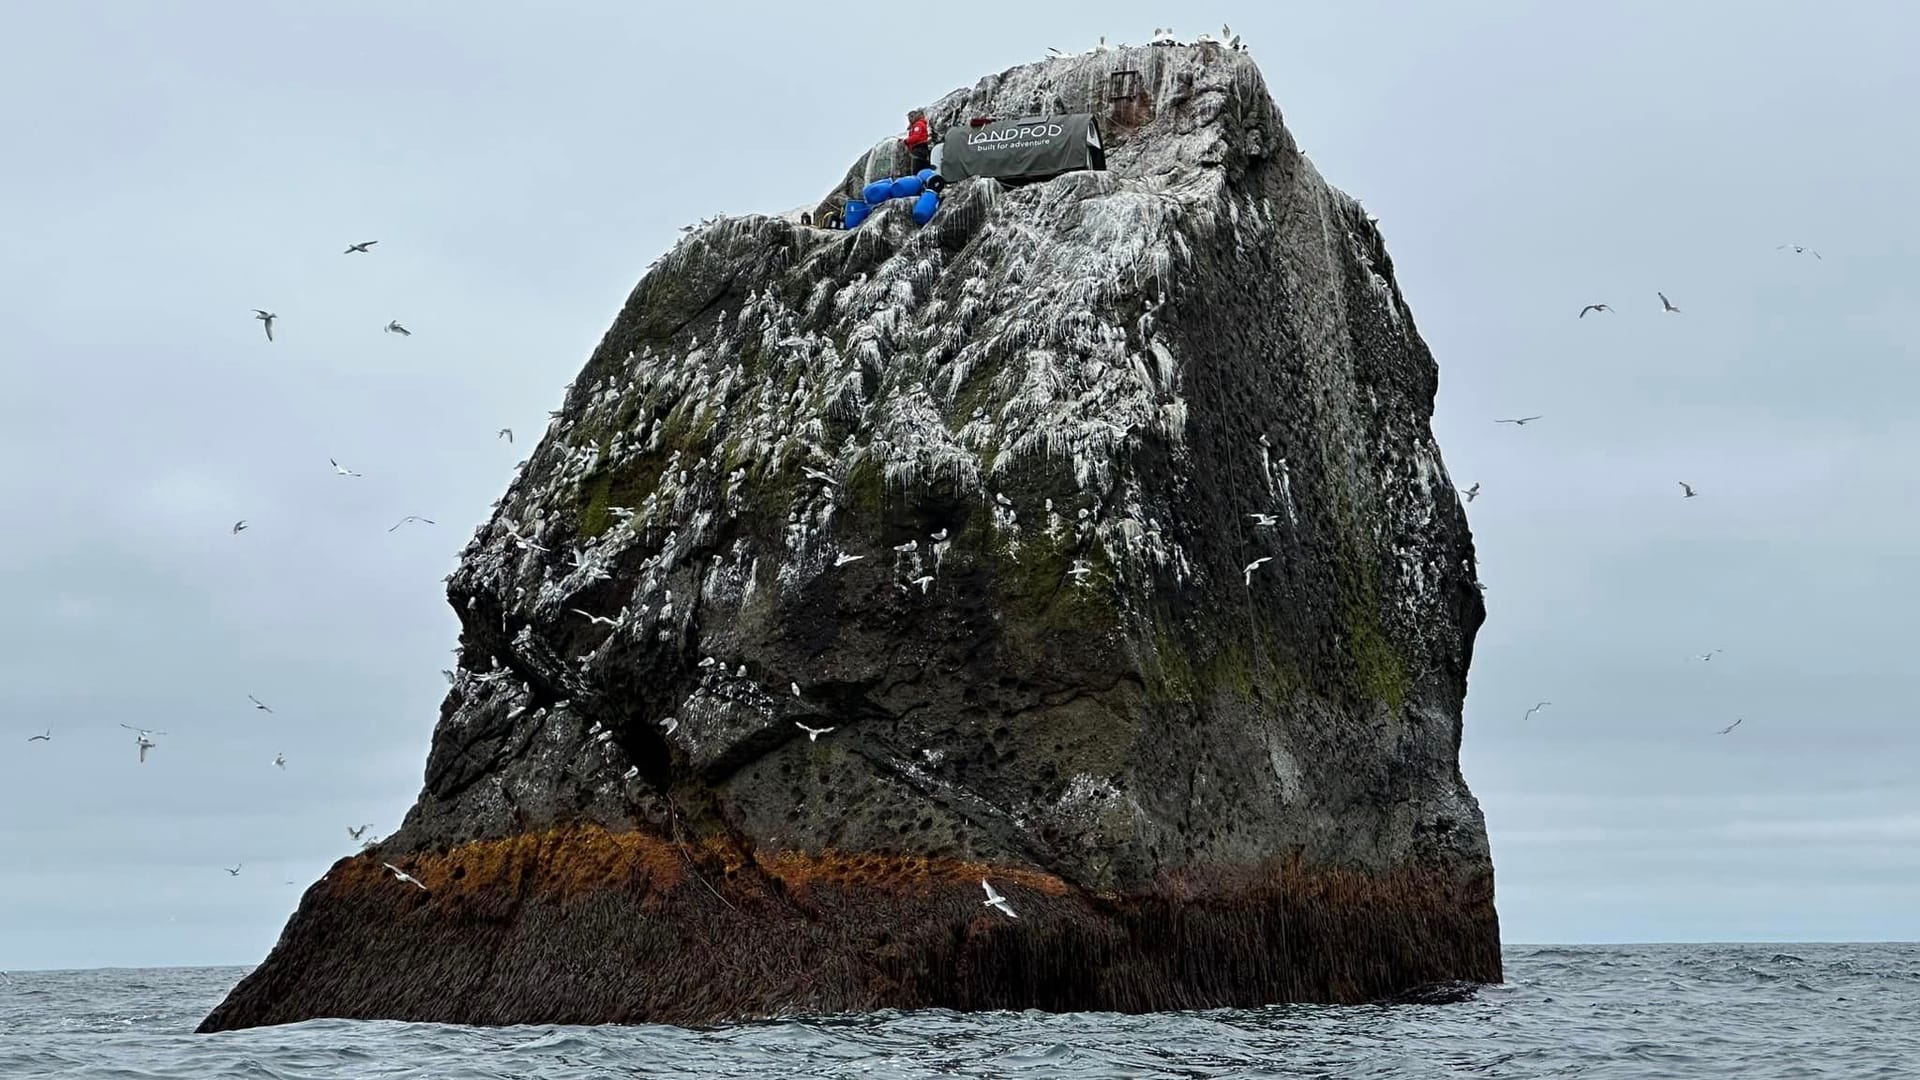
[4,944,1915,1078]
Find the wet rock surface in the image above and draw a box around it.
[203,42,1498,1033]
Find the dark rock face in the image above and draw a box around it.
[201,43,1498,1033]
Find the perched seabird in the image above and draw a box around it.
[27,728,50,743]
[660,716,680,735]
[498,428,513,443]
[382,862,430,891]
[1578,303,1613,318]
[930,528,949,542]
[833,553,865,567]
[795,721,835,742]
[1658,291,1682,314]
[791,682,801,698]
[384,320,411,336]
[348,824,373,841]
[1243,556,1272,586]
[571,608,621,628]
[329,458,363,477]
[1717,717,1744,735]
[252,310,277,341]
[1523,701,1551,721]
[249,694,273,714]
[1067,560,1094,581]
[1461,482,1481,503]
[273,752,286,769]
[344,240,377,254]
[698,656,717,668]
[981,878,1018,918]
[1248,512,1278,526]
[1776,244,1822,259]
[119,724,165,764]
[1495,415,1542,426]
[388,515,435,532]
[1679,481,1699,498]
[225,865,242,876]
[803,467,835,485]
[231,519,248,534]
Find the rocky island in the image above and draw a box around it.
[201,41,1499,1032]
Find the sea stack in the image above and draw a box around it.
[202,42,1499,1032]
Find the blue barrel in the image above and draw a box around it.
[917,168,937,184]
[862,179,894,205]
[843,199,871,228]
[890,174,925,199]
[912,188,939,226]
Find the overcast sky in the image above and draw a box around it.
[2,2,1914,971]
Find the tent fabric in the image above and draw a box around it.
[937,114,1106,184]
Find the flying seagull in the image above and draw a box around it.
[1495,416,1542,426]
[1717,717,1744,735]
[231,519,248,535]
[273,752,286,770]
[384,320,411,336]
[1679,481,1699,498]
[252,310,276,341]
[1248,512,1278,526]
[388,515,435,532]
[981,878,1019,919]
[903,574,935,594]
[1691,649,1722,662]
[119,724,164,763]
[329,458,363,477]
[225,865,242,876]
[344,240,377,254]
[1046,46,1065,57]
[1776,244,1821,259]
[1523,701,1551,721]
[249,694,273,714]
[1578,304,1613,318]
[497,428,513,443]
[348,824,374,841]
[1243,556,1272,586]
[833,553,865,567]
[382,862,429,891]
[1461,482,1481,503]
[27,728,50,743]
[795,721,835,742]
[1658,291,1682,314]
[571,608,621,628]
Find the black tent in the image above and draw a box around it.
[938,114,1106,185]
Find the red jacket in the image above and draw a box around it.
[905,117,931,149]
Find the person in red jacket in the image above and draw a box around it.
[904,109,932,174]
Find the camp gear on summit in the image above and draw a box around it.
[938,114,1106,185]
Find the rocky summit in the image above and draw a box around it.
[201,42,1499,1032]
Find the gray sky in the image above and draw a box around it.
[2,2,1915,970]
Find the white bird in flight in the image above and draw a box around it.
[382,862,429,891]
[1776,244,1821,259]
[119,724,164,763]
[660,716,680,736]
[497,428,513,443]
[1495,416,1542,426]
[273,752,286,770]
[1243,556,1272,585]
[795,722,835,742]
[1658,291,1682,314]
[329,458,363,477]
[571,607,623,628]
[225,864,242,876]
[232,520,248,534]
[249,694,273,714]
[981,878,1018,918]
[903,575,935,594]
[1717,717,1744,735]
[344,240,377,254]
[27,728,51,743]
[1248,512,1278,526]
[1460,482,1481,503]
[1691,649,1722,662]
[348,824,374,841]
[833,553,865,567]
[384,320,411,336]
[1523,701,1551,721]
[1578,303,1612,318]
[1679,481,1699,498]
[252,310,277,341]
[389,515,435,532]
